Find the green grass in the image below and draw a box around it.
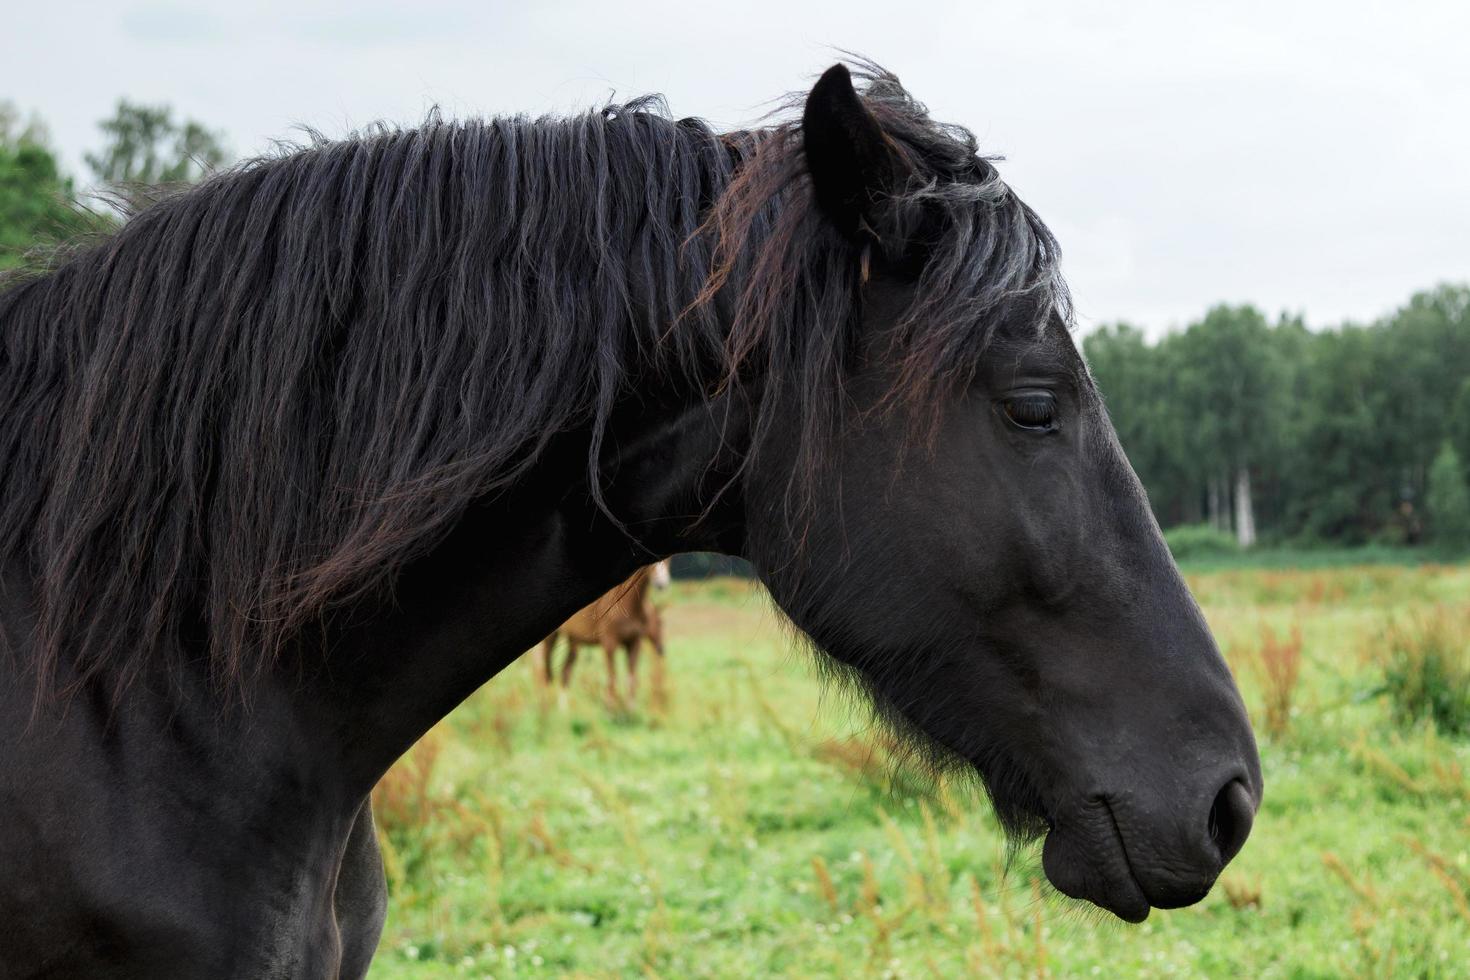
[1176,544,1444,573]
[367,565,1470,979]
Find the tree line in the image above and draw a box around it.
[1084,291,1470,551]
[3,100,1467,552]
[1,99,226,271]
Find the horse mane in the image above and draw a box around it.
[0,62,1067,699]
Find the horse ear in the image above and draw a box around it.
[802,64,903,239]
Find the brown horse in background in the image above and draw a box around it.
[537,561,670,707]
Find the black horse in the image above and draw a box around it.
[0,64,1260,976]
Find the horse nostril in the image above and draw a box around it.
[1207,779,1255,866]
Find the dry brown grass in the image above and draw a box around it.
[372,727,445,835]
[1349,729,1470,803]
[1401,837,1470,927]
[747,660,937,800]
[812,732,922,796]
[524,806,592,872]
[1253,623,1304,739]
[1321,851,1379,907]
[810,855,839,914]
[1220,872,1263,910]
[1303,573,1347,606]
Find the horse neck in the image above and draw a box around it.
[306,401,746,793]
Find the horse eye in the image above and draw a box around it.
[1002,392,1057,431]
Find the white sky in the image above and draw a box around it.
[5,1,1467,335]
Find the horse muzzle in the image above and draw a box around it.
[1040,773,1258,922]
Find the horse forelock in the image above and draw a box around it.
[0,60,1065,700]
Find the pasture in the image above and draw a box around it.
[368,562,1470,979]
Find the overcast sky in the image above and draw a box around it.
[5,1,1467,335]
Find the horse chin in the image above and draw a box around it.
[1039,800,1153,923]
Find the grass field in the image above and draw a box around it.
[366,562,1470,979]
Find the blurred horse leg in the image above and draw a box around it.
[601,637,621,709]
[557,640,580,711]
[533,634,556,715]
[647,607,667,712]
[624,639,640,704]
[535,632,558,688]
[558,642,579,688]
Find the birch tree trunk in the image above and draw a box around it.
[1234,467,1257,548]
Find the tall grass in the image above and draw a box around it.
[1375,607,1470,736]
[1163,524,1239,562]
[1249,623,1303,740]
[366,566,1470,978]
[373,728,444,839]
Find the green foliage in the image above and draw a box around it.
[1,100,230,272]
[1427,442,1470,551]
[1175,544,1437,573]
[0,103,89,269]
[668,553,753,579]
[84,99,228,187]
[1164,523,1240,561]
[1088,285,1470,549]
[1451,378,1470,469]
[1377,609,1470,737]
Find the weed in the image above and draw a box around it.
[811,855,839,914]
[1375,607,1470,735]
[373,728,444,836]
[1220,873,1263,910]
[1322,851,1379,907]
[1401,837,1470,927]
[1253,623,1303,739]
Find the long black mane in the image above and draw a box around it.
[0,64,1067,698]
